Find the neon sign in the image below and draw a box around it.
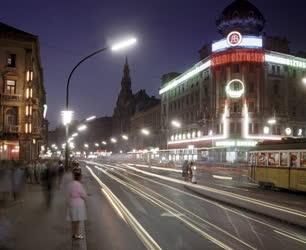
[225,79,245,99]
[212,50,264,66]
[212,34,262,52]
[227,31,242,46]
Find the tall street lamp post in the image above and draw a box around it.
[63,38,137,168]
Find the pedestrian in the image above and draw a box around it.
[57,160,65,188]
[66,167,87,240]
[190,162,197,184]
[42,161,55,208]
[187,161,193,182]
[182,160,189,182]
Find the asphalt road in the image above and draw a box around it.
[82,160,306,250]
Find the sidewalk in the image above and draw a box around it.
[0,174,86,250]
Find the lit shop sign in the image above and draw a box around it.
[159,60,211,95]
[215,140,258,148]
[212,33,263,52]
[265,53,306,69]
[212,50,264,66]
[225,79,245,99]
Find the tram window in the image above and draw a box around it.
[290,153,298,167]
[300,152,306,168]
[280,152,288,167]
[268,153,279,166]
[258,153,267,166]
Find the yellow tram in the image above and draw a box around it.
[248,138,306,192]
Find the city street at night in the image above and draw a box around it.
[1,0,306,249]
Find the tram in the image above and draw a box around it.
[248,138,306,192]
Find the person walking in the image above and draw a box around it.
[182,160,189,182]
[66,167,87,240]
[57,160,65,188]
[187,161,193,182]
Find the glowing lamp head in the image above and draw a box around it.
[267,119,276,125]
[111,37,137,52]
[61,110,73,126]
[86,116,96,121]
[141,129,150,136]
[303,77,306,85]
[111,138,117,143]
[122,135,129,140]
[77,125,87,131]
[171,120,181,128]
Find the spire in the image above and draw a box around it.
[121,56,131,90]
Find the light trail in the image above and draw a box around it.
[274,230,306,244]
[92,164,256,250]
[116,163,306,219]
[86,166,161,250]
[86,161,306,245]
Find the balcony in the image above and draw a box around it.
[3,125,21,134]
[0,93,22,103]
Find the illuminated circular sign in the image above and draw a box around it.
[227,31,242,47]
[225,79,245,99]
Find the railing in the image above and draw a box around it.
[0,93,22,102]
[4,125,21,133]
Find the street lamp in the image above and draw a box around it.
[77,125,87,131]
[86,115,96,122]
[111,138,117,143]
[171,120,181,128]
[95,143,99,147]
[102,141,107,145]
[64,36,137,169]
[84,144,89,148]
[72,133,78,137]
[122,135,129,140]
[267,118,276,125]
[141,128,150,136]
[61,110,73,126]
[302,77,306,85]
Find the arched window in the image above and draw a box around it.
[5,107,18,126]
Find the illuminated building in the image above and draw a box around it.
[0,22,47,160]
[160,0,306,162]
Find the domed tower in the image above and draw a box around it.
[216,0,265,37]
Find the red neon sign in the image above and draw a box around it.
[212,50,264,66]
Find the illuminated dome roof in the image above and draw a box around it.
[216,0,265,36]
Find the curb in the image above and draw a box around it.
[185,185,306,230]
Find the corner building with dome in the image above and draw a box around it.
[159,0,306,163]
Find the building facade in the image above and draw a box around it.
[0,22,46,161]
[130,100,162,150]
[160,0,306,163]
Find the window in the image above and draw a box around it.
[276,66,281,75]
[272,65,276,75]
[232,64,240,73]
[204,87,208,97]
[7,54,16,67]
[273,82,279,95]
[5,80,16,94]
[249,82,255,93]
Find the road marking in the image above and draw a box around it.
[161,212,184,218]
[274,230,306,244]
[129,163,182,173]
[93,164,255,250]
[212,175,233,180]
[86,166,161,250]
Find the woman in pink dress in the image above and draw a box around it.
[66,167,87,239]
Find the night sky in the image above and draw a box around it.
[1,0,306,128]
